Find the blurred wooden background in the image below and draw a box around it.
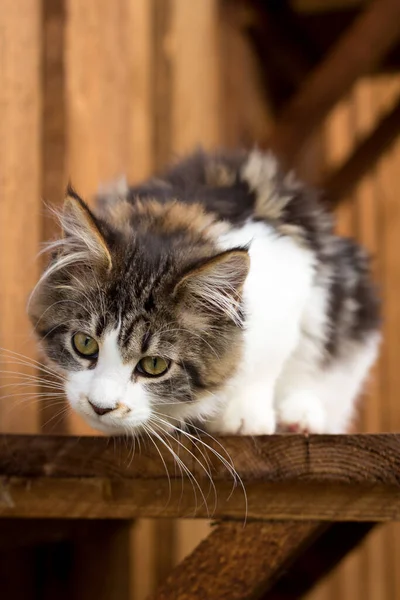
[1,0,400,598]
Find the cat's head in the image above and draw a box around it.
[28,189,249,435]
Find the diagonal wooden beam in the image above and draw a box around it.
[261,522,375,599]
[322,98,400,205]
[149,520,325,600]
[268,0,400,165]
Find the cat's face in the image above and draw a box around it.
[28,191,249,435]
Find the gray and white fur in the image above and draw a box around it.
[28,149,381,435]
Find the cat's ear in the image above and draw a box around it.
[174,249,250,325]
[61,186,112,271]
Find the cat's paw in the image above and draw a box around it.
[207,404,276,436]
[276,392,326,434]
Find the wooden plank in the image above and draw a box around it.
[0,434,400,520]
[176,519,211,564]
[2,475,400,522]
[268,0,400,165]
[150,521,323,600]
[152,519,178,587]
[127,0,154,181]
[66,0,130,197]
[131,519,155,600]
[2,433,400,484]
[170,0,220,154]
[152,0,172,170]
[0,0,41,433]
[263,522,374,599]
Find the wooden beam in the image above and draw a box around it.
[268,0,400,165]
[0,0,41,434]
[2,433,400,483]
[1,434,400,520]
[150,520,324,600]
[323,98,400,204]
[262,522,375,599]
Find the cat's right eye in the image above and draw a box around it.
[72,332,99,359]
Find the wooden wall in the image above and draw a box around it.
[1,1,400,598]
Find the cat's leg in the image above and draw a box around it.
[275,390,326,433]
[274,347,327,434]
[206,381,276,435]
[274,334,380,434]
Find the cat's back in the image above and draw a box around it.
[123,149,333,249]
[126,149,254,225]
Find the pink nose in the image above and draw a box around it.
[88,401,114,416]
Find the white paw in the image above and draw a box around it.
[276,392,326,434]
[206,403,276,436]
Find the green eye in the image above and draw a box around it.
[137,356,170,377]
[72,332,99,358]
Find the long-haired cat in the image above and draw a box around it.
[28,150,380,436]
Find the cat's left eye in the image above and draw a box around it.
[72,332,99,359]
[136,356,170,377]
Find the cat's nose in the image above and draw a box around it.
[88,400,115,416]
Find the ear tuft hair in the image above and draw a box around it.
[175,249,250,325]
[61,190,112,271]
[29,189,112,308]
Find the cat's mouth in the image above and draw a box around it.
[70,393,177,437]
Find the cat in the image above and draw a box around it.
[28,149,381,436]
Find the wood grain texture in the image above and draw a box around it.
[2,433,400,483]
[0,434,400,520]
[150,520,323,600]
[0,0,41,433]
